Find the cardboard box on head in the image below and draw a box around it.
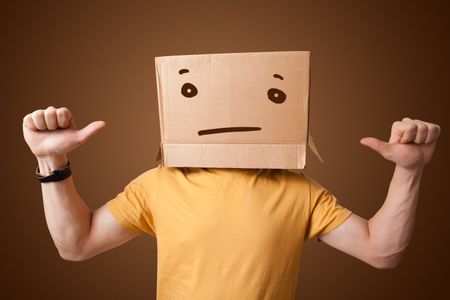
[154,51,323,169]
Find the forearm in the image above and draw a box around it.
[368,164,423,263]
[38,155,92,258]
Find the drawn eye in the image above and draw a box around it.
[267,88,286,104]
[181,83,198,98]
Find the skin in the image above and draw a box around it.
[320,118,440,268]
[23,107,136,261]
[22,107,441,266]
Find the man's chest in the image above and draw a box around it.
[154,186,308,252]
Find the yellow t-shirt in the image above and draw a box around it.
[106,166,352,300]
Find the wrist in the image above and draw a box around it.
[36,155,69,176]
[395,164,424,175]
[394,164,423,186]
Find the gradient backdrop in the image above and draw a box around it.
[2,1,449,299]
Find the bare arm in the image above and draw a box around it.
[318,118,440,269]
[24,107,139,261]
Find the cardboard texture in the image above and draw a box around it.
[154,51,322,169]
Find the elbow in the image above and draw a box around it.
[367,236,409,269]
[368,252,403,269]
[57,247,88,262]
[370,257,401,269]
[54,234,91,262]
[59,252,86,262]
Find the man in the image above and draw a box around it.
[22,106,440,299]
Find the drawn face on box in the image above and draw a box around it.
[156,52,310,144]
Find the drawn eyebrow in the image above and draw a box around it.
[179,69,189,75]
[273,74,284,80]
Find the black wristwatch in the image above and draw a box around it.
[36,161,72,183]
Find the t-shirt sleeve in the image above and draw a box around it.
[106,172,157,237]
[304,177,352,241]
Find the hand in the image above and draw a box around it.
[360,118,441,170]
[23,106,106,158]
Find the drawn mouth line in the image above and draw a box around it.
[198,126,262,136]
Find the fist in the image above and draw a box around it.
[23,106,105,158]
[360,118,441,170]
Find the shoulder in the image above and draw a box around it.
[280,171,334,199]
[131,165,187,185]
[278,169,310,185]
[121,165,180,200]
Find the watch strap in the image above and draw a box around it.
[36,161,72,183]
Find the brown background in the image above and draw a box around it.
[1,1,449,299]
